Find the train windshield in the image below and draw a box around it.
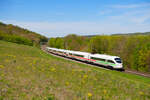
[114,58,122,63]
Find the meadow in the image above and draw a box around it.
[0,40,150,100]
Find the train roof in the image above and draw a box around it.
[47,47,65,52]
[46,47,120,60]
[68,50,90,55]
[90,54,120,60]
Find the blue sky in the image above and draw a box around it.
[0,0,150,37]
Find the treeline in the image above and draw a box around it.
[48,34,150,73]
[0,22,48,47]
[85,32,150,38]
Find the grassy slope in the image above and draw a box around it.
[0,22,48,45]
[0,40,150,100]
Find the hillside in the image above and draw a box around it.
[0,40,150,100]
[84,32,150,38]
[112,32,150,36]
[0,22,48,47]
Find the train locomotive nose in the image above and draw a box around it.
[116,64,123,69]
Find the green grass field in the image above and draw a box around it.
[0,40,150,100]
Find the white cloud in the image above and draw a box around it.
[111,3,150,9]
[1,19,150,38]
[108,9,150,25]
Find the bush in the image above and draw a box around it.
[0,33,33,46]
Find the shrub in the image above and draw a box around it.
[0,33,33,46]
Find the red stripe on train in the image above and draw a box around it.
[69,55,96,62]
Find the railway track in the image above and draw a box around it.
[41,45,150,78]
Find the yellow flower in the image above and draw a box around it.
[83,74,88,79]
[41,68,44,71]
[0,65,4,68]
[88,93,92,97]
[82,80,85,84]
[139,91,144,95]
[72,70,75,74]
[8,55,16,58]
[29,63,33,66]
[50,68,56,72]
[65,82,69,86]
[103,90,107,94]
[5,59,9,62]
[33,60,37,64]
[1,74,4,77]
[16,66,20,69]
[79,75,82,78]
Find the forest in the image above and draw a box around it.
[48,34,150,73]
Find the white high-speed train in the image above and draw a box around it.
[46,47,124,70]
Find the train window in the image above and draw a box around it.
[107,60,115,64]
[73,54,84,57]
[115,58,122,63]
[91,57,105,61]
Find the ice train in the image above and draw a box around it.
[46,47,124,70]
